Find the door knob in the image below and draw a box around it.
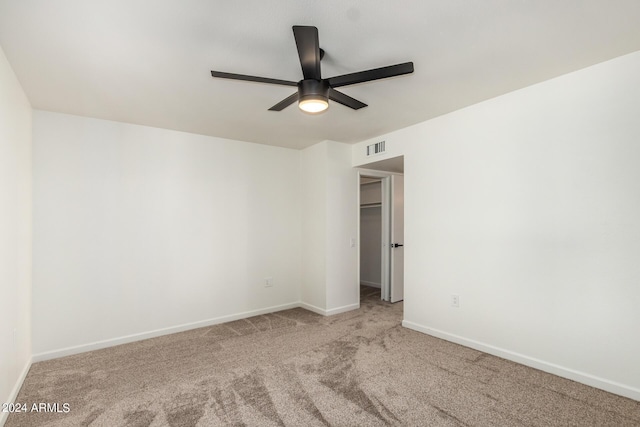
[392,243,404,248]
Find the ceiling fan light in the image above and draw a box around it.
[298,79,330,114]
[299,97,329,113]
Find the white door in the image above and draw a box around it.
[390,174,404,303]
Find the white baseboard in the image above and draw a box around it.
[402,320,640,402]
[326,303,360,316]
[299,302,359,316]
[360,281,381,288]
[1,357,32,427]
[29,299,357,366]
[32,301,300,362]
[299,302,327,316]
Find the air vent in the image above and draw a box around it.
[366,141,386,157]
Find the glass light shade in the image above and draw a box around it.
[299,98,329,113]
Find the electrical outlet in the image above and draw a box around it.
[264,277,274,287]
[451,295,460,308]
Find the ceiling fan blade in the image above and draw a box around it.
[327,62,414,88]
[268,92,299,111]
[329,89,367,110]
[211,71,297,87]
[292,26,321,80]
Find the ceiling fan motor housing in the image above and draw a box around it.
[298,79,329,102]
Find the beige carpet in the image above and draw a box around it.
[7,286,640,426]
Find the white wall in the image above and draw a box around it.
[300,142,327,311]
[325,141,358,312]
[0,45,32,422]
[352,50,640,400]
[300,141,359,314]
[32,111,301,357]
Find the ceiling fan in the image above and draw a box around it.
[211,26,414,114]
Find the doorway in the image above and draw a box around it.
[357,156,404,304]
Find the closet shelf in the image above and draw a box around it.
[360,202,382,208]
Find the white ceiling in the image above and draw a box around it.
[2,1,640,150]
